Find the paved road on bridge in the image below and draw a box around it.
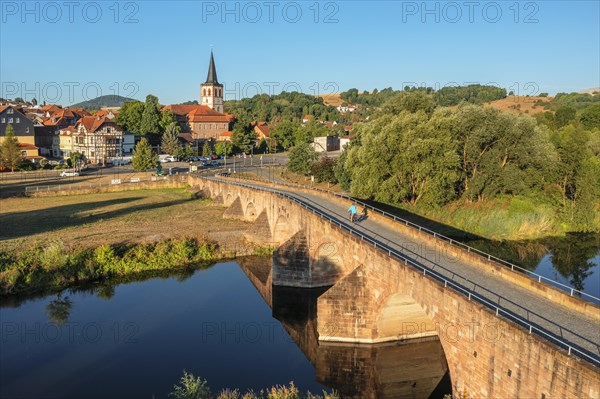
[206,173,600,365]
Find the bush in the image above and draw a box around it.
[310,156,337,184]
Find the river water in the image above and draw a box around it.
[0,259,451,399]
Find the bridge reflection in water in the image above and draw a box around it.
[238,257,451,399]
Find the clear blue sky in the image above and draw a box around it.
[1,1,598,105]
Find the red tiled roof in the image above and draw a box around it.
[164,104,232,123]
[303,114,314,119]
[255,125,270,137]
[164,104,222,116]
[18,143,38,150]
[0,106,8,113]
[77,116,117,133]
[41,104,62,112]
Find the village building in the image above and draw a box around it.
[73,116,125,164]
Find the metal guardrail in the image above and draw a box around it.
[199,174,600,366]
[221,168,600,305]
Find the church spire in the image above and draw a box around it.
[205,51,219,84]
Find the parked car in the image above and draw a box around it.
[159,155,177,163]
[60,171,79,177]
[210,160,220,166]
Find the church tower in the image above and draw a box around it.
[200,51,224,113]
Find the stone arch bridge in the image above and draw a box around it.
[191,175,600,399]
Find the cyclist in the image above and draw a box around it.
[348,203,358,222]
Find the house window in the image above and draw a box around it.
[7,108,13,114]
[26,127,29,133]
[1,118,4,123]
[21,151,27,157]
[16,118,20,123]
[8,118,13,123]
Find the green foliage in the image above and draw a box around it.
[232,116,256,153]
[0,238,219,296]
[340,87,400,107]
[547,92,600,111]
[169,371,211,399]
[334,150,352,191]
[162,122,181,156]
[70,151,84,170]
[434,84,507,106]
[140,95,162,135]
[202,141,211,156]
[132,137,158,172]
[287,143,319,175]
[160,110,178,131]
[46,294,73,325]
[555,106,577,128]
[215,141,233,156]
[310,156,338,184]
[379,90,436,115]
[169,372,339,399]
[580,103,600,130]
[0,124,22,171]
[115,101,144,134]
[271,120,298,150]
[224,92,339,124]
[454,105,556,201]
[177,144,197,161]
[346,108,460,206]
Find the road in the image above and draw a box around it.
[202,173,600,366]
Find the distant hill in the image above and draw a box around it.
[71,95,137,110]
[579,88,600,95]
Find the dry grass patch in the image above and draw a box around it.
[0,188,246,252]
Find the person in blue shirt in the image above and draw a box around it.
[348,204,358,222]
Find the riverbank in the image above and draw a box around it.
[0,188,259,296]
[0,237,222,296]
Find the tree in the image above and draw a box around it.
[334,150,352,191]
[580,103,600,130]
[161,122,181,155]
[202,141,211,156]
[140,95,162,135]
[555,106,577,128]
[271,120,298,150]
[345,109,461,206]
[0,124,22,172]
[310,156,338,184]
[232,119,256,154]
[287,143,319,175]
[70,151,84,171]
[132,137,157,172]
[215,141,233,156]
[115,101,144,133]
[160,109,178,132]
